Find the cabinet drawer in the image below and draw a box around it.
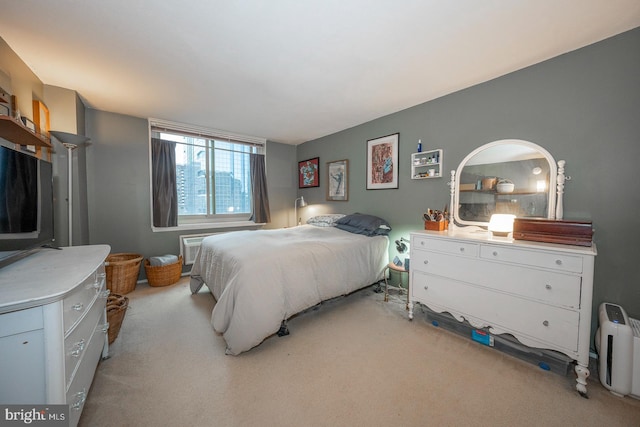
[480,245,582,273]
[411,251,581,308]
[412,272,579,352]
[412,235,479,257]
[64,291,107,389]
[66,311,107,427]
[63,266,106,334]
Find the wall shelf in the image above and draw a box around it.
[0,115,51,148]
[411,149,443,179]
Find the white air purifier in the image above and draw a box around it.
[595,302,640,399]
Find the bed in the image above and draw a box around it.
[190,213,390,355]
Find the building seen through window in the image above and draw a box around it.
[161,133,252,219]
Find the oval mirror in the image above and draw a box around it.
[451,139,560,228]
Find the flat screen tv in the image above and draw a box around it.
[0,145,55,268]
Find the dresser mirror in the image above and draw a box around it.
[450,139,566,228]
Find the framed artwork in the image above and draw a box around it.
[21,117,36,132]
[298,157,320,188]
[32,100,50,136]
[326,159,348,201]
[0,86,11,117]
[366,133,399,190]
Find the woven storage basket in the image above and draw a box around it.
[107,294,129,345]
[105,253,143,295]
[144,255,183,287]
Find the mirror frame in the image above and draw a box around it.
[449,139,565,228]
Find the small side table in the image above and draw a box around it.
[384,262,409,309]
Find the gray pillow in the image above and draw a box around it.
[335,213,391,236]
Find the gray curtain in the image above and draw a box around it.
[151,138,178,227]
[249,153,271,223]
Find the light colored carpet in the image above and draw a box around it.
[80,278,640,426]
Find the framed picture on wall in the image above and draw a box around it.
[326,159,348,201]
[366,133,399,190]
[298,157,320,188]
[32,100,50,136]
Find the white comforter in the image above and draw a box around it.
[190,225,389,355]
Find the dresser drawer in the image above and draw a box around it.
[412,235,479,257]
[411,250,581,308]
[63,267,106,334]
[64,291,107,389]
[480,245,582,273]
[66,311,107,427]
[412,271,579,352]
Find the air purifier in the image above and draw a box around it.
[595,302,640,399]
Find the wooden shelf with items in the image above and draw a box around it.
[0,115,52,148]
[411,148,443,179]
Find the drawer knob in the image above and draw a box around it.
[543,320,549,327]
[492,251,498,256]
[423,260,428,265]
[87,281,102,290]
[101,323,109,334]
[423,286,428,291]
[555,259,563,265]
[71,389,87,411]
[420,241,425,246]
[545,284,552,290]
[100,290,111,298]
[459,247,465,252]
[72,303,84,312]
[70,339,86,357]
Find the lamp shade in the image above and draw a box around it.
[50,130,90,146]
[488,214,516,237]
[298,196,308,207]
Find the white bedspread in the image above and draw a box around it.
[190,225,389,355]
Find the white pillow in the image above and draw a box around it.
[306,214,346,227]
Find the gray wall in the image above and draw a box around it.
[297,27,640,341]
[84,110,296,273]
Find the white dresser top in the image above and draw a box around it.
[412,227,597,256]
[0,245,111,314]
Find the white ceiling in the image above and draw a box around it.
[1,1,639,145]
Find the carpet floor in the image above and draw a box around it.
[79,277,640,426]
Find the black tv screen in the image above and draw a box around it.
[0,145,54,267]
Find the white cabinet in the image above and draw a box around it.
[0,245,110,427]
[409,230,596,396]
[411,149,443,179]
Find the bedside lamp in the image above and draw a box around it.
[488,214,516,237]
[294,196,308,226]
[395,237,409,254]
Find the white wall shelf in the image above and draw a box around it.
[411,149,443,179]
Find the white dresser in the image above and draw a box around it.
[0,245,111,426]
[409,229,596,396]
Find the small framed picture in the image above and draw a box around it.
[298,157,320,188]
[326,159,348,201]
[366,133,399,190]
[21,117,36,132]
[32,100,50,136]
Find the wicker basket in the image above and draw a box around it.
[105,253,143,295]
[107,294,129,345]
[144,255,183,287]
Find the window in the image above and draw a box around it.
[149,119,265,229]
